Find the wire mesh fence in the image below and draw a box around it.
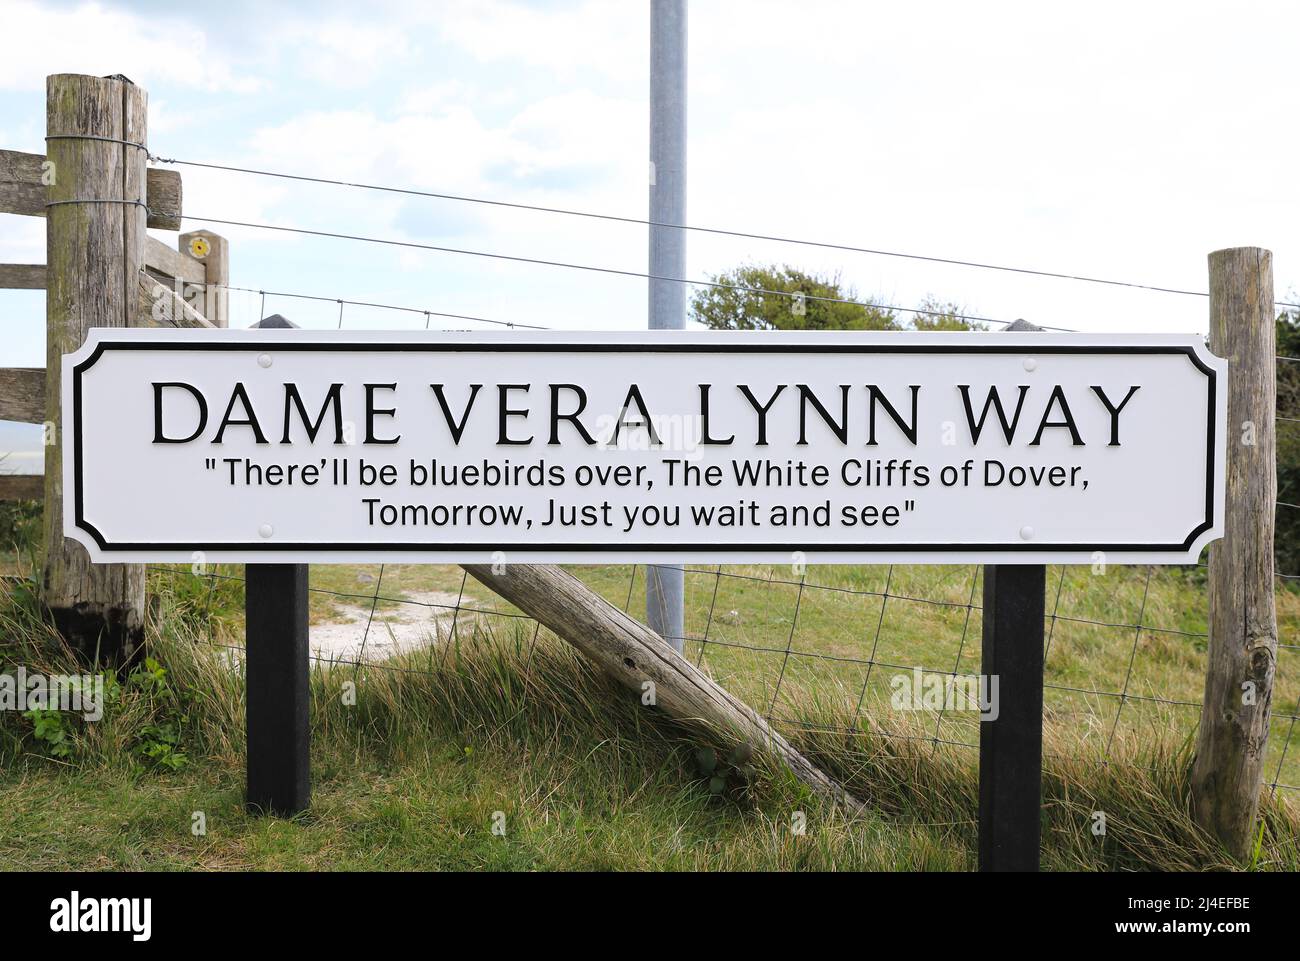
[10,150,1300,818]
[147,555,1300,802]
[115,283,1300,808]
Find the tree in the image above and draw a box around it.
[910,295,988,332]
[691,265,899,331]
[690,265,984,331]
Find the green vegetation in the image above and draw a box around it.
[1275,307,1300,577]
[1,555,1297,871]
[0,290,1295,869]
[689,264,980,332]
[0,497,39,574]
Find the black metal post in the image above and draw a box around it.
[978,563,1046,871]
[245,563,310,815]
[244,313,310,816]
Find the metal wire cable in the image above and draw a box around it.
[155,155,1300,308]
[94,292,1300,806]
[183,213,1060,330]
[220,283,550,330]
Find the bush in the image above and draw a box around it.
[1276,310,1300,579]
[0,498,40,558]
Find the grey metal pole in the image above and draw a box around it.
[647,0,686,652]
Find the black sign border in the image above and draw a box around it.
[71,340,1217,555]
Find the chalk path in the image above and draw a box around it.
[309,589,474,663]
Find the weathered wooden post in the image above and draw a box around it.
[462,563,862,809]
[244,313,311,816]
[1191,247,1277,859]
[41,73,147,663]
[178,229,229,327]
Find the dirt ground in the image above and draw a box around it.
[309,589,474,662]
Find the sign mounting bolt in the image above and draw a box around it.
[1019,525,1035,540]
[1023,357,1038,372]
[257,353,272,369]
[258,524,274,539]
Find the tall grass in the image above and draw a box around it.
[1,573,1294,871]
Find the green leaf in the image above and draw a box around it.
[694,747,717,774]
[727,742,754,766]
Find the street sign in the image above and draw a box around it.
[63,329,1225,564]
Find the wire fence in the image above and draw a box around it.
[8,147,1300,812]
[152,152,1300,310]
[137,193,1300,807]
[145,553,1300,802]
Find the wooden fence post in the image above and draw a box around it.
[1191,247,1277,859]
[178,229,228,327]
[41,73,147,663]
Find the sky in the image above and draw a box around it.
[3,0,1300,472]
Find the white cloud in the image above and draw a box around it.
[432,0,643,78]
[8,0,1297,337]
[242,86,643,218]
[396,80,472,115]
[0,215,45,264]
[0,1,261,94]
[280,19,415,88]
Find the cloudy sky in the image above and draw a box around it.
[3,0,1299,470]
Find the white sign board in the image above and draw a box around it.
[63,329,1225,565]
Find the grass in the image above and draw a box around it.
[1,557,1298,871]
[161,556,1300,791]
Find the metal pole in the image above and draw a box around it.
[647,0,687,652]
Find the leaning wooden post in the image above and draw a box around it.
[41,73,147,663]
[462,563,862,809]
[1191,247,1278,858]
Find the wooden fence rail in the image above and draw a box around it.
[0,475,42,500]
[0,368,43,424]
[0,264,45,289]
[0,147,181,229]
[145,235,205,286]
